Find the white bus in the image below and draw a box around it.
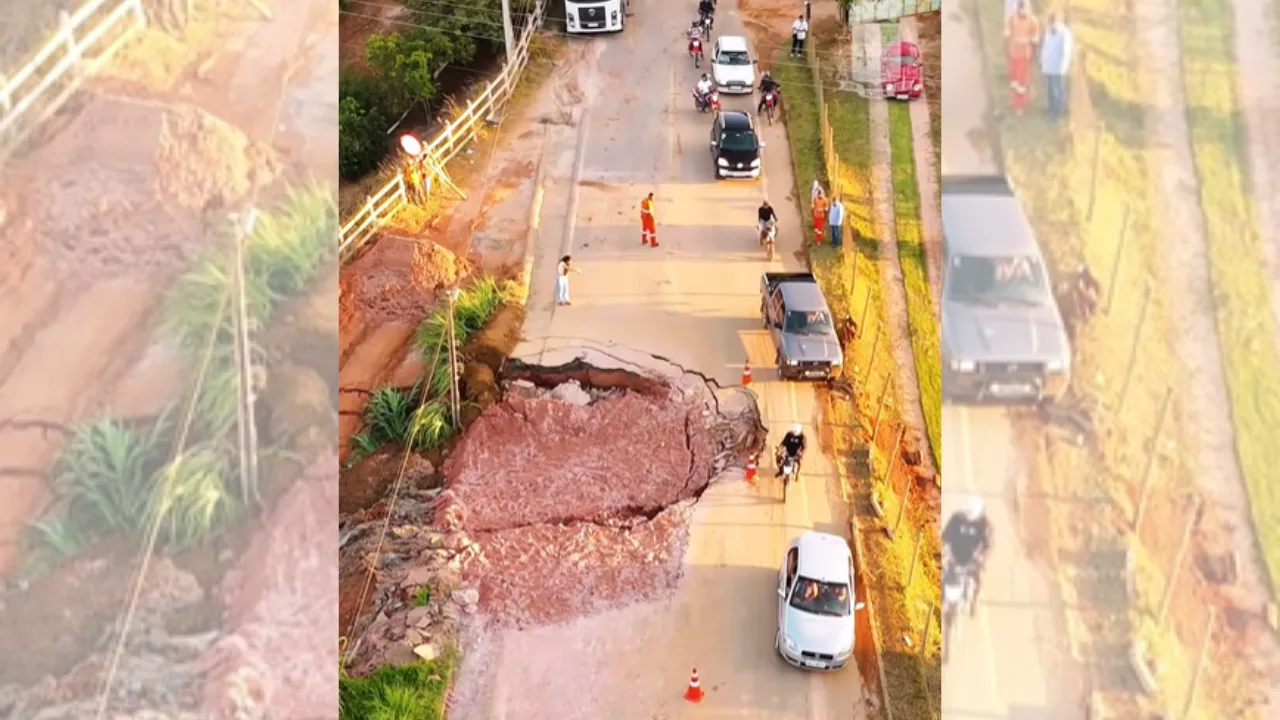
[564,0,628,33]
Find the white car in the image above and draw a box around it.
[776,531,864,671]
[711,35,756,94]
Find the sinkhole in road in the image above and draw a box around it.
[435,357,766,629]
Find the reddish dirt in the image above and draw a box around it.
[338,321,417,461]
[204,454,339,719]
[345,236,462,326]
[340,448,438,515]
[440,391,715,532]
[464,503,695,628]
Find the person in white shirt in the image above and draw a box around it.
[790,16,809,57]
[556,255,581,306]
[695,73,714,110]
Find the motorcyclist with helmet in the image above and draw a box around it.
[694,73,715,112]
[697,0,715,29]
[757,71,782,114]
[942,495,993,617]
[775,423,806,477]
[757,199,777,244]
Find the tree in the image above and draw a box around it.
[404,0,505,46]
[364,28,476,111]
[339,69,391,180]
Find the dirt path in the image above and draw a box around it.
[866,31,938,478]
[1228,0,1280,705]
[900,17,942,318]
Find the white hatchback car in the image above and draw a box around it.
[711,35,756,94]
[776,531,863,670]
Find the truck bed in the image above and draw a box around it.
[761,271,818,294]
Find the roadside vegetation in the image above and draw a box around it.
[339,647,458,720]
[972,0,1261,712]
[339,0,533,182]
[1179,0,1280,592]
[20,183,336,582]
[347,276,514,465]
[887,101,941,464]
[773,42,940,720]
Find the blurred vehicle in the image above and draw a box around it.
[881,41,923,100]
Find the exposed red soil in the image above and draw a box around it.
[340,448,438,515]
[440,391,716,532]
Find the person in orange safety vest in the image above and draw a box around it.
[640,192,658,247]
[1005,1,1040,115]
[811,187,829,244]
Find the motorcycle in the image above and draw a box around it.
[761,89,780,125]
[759,218,777,260]
[698,8,714,32]
[941,559,976,664]
[698,13,712,40]
[778,451,798,502]
[689,36,704,67]
[692,88,721,114]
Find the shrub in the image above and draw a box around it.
[53,416,172,535]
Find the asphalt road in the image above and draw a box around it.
[476,3,868,718]
[940,1,1085,717]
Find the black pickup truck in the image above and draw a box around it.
[760,272,843,381]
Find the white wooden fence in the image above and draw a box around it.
[847,0,941,24]
[338,0,547,262]
[0,0,146,163]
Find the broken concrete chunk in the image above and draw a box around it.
[413,643,442,662]
[451,588,480,606]
[384,644,419,667]
[406,606,430,628]
[549,380,591,406]
[400,566,435,588]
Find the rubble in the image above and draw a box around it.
[340,368,765,672]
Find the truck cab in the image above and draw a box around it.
[940,175,1072,403]
[761,272,843,381]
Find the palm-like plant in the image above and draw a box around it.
[152,448,238,551]
[53,414,172,534]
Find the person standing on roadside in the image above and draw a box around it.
[640,192,658,247]
[811,187,829,244]
[556,255,581,306]
[1040,13,1074,119]
[827,195,846,248]
[1005,1,1040,116]
[790,15,809,57]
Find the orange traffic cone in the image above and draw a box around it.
[745,457,757,481]
[684,668,705,703]
[741,360,752,386]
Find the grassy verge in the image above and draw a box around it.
[774,46,940,719]
[886,102,941,468]
[1180,0,1280,595]
[339,647,458,720]
[971,0,1259,711]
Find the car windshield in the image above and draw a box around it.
[789,577,852,617]
[720,130,758,152]
[885,55,918,67]
[718,50,751,66]
[783,309,833,335]
[946,254,1050,306]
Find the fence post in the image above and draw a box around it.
[1104,204,1131,315]
[866,321,883,380]
[1133,385,1173,531]
[0,73,9,114]
[131,0,147,26]
[872,375,892,445]
[60,11,83,78]
[1087,122,1104,223]
[365,195,377,224]
[919,601,934,659]
[1182,606,1216,719]
[890,430,910,535]
[1159,496,1202,627]
[857,283,872,338]
[905,527,924,588]
[1117,279,1152,414]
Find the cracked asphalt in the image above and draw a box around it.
[446,2,865,717]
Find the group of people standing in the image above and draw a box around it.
[1004,0,1075,119]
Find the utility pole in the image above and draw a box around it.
[232,208,261,508]
[446,289,462,423]
[499,0,516,63]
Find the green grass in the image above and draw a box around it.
[339,650,457,720]
[1180,0,1280,598]
[886,101,941,469]
[775,46,939,720]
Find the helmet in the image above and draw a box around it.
[966,495,985,520]
[791,423,803,435]
[701,73,709,80]
[763,70,772,78]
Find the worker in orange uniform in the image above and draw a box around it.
[811,186,829,244]
[1004,1,1040,116]
[640,192,658,247]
